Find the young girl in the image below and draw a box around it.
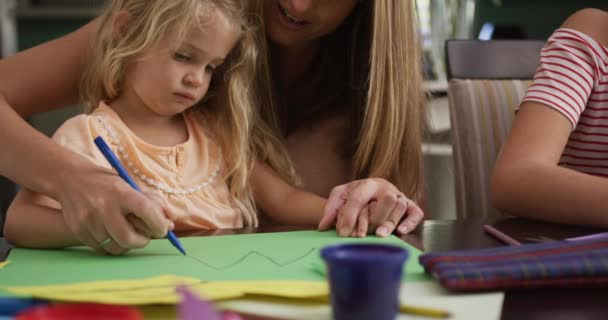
[492,9,608,227]
[0,0,423,250]
[4,0,326,254]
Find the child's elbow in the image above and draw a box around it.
[4,203,27,246]
[3,226,19,247]
[4,208,19,245]
[490,163,515,213]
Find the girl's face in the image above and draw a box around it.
[122,12,241,118]
[264,0,359,49]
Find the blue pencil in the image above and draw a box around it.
[93,136,186,255]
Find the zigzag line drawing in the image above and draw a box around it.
[187,247,318,270]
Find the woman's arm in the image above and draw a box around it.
[251,161,326,226]
[0,19,97,193]
[253,160,424,237]
[319,179,424,237]
[0,19,171,253]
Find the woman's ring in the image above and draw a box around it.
[99,238,112,248]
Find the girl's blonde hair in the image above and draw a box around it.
[252,0,425,201]
[81,0,260,226]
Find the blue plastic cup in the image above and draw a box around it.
[321,243,409,320]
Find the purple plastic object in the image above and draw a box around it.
[176,286,221,320]
[321,244,409,320]
[176,286,244,320]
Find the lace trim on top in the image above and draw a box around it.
[95,116,221,195]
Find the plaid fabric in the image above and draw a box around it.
[419,237,608,291]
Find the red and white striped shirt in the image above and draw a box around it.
[522,28,608,177]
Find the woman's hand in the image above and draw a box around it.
[317,178,424,237]
[57,165,174,255]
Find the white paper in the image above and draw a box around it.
[218,281,504,320]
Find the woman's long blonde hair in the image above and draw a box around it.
[81,0,260,226]
[251,0,425,201]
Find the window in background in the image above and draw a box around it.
[416,0,476,83]
[478,22,495,40]
[473,0,608,40]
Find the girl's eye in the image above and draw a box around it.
[205,65,216,73]
[173,52,191,62]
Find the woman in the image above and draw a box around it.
[492,9,608,227]
[0,0,425,252]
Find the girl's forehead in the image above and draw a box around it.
[160,12,241,54]
[172,7,240,39]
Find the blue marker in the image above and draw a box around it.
[94,136,186,255]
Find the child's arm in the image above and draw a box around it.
[4,189,80,248]
[491,9,608,228]
[251,161,326,226]
[252,162,404,237]
[5,185,165,250]
[492,102,608,227]
[2,115,171,252]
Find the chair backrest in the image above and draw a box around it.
[446,39,544,220]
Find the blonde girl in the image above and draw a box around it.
[5,0,327,254]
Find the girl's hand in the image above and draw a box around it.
[317,178,424,237]
[58,165,174,255]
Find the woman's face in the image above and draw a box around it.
[264,0,359,49]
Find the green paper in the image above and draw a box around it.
[0,230,429,294]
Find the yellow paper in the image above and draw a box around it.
[0,261,8,269]
[6,276,461,318]
[198,280,328,300]
[6,275,328,305]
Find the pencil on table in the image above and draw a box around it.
[401,304,451,318]
[483,224,521,246]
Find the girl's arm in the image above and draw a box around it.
[251,161,326,226]
[492,102,608,227]
[4,188,157,253]
[491,9,608,228]
[252,162,418,237]
[0,19,171,252]
[253,160,424,236]
[4,189,80,248]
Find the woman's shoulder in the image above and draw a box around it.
[561,8,608,48]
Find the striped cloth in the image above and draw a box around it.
[418,237,608,291]
[521,28,608,177]
[449,79,532,220]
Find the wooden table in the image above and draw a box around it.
[2,218,608,319]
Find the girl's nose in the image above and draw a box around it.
[183,71,203,87]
